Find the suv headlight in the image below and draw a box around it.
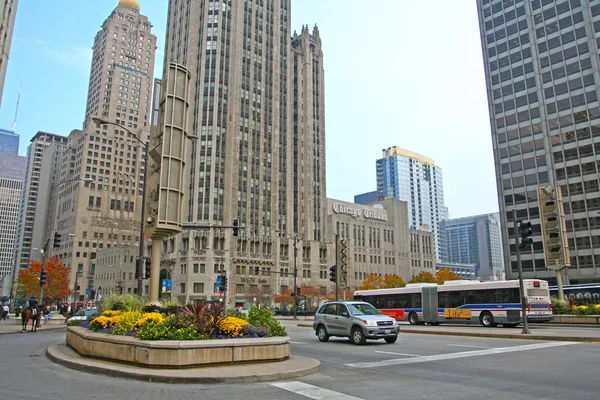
[363,320,378,326]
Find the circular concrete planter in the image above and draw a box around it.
[66,326,291,368]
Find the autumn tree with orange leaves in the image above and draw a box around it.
[408,271,437,284]
[435,267,461,284]
[17,257,71,301]
[357,273,406,290]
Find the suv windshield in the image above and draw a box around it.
[347,303,380,316]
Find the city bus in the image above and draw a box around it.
[354,279,553,327]
[550,283,600,304]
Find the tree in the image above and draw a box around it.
[326,287,355,301]
[273,287,294,304]
[17,257,72,301]
[299,284,321,311]
[435,267,461,285]
[409,271,437,284]
[357,274,406,290]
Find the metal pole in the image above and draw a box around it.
[39,245,47,306]
[293,237,298,320]
[137,140,149,294]
[556,268,564,302]
[512,208,530,334]
[335,234,339,301]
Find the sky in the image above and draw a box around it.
[0,0,498,219]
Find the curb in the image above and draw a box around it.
[46,343,321,384]
[297,324,313,328]
[0,326,66,335]
[399,329,599,342]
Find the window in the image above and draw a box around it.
[236,284,245,294]
[180,283,186,294]
[193,283,204,293]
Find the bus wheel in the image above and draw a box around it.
[408,312,418,325]
[479,311,496,327]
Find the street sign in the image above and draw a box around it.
[161,279,172,294]
[216,276,222,287]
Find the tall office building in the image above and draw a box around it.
[0,129,19,154]
[376,146,447,262]
[442,213,504,281]
[0,0,18,107]
[477,0,600,284]
[54,0,156,299]
[13,132,67,282]
[161,1,328,306]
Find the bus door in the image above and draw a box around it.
[421,285,439,323]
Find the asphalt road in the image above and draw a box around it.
[1,324,598,400]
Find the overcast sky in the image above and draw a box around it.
[0,0,498,219]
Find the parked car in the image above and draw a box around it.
[67,308,99,324]
[313,301,399,345]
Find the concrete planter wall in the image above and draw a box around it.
[66,326,291,368]
[552,314,600,324]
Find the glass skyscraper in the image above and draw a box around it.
[0,128,19,155]
[376,146,447,262]
[477,0,600,284]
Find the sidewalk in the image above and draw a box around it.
[0,319,66,335]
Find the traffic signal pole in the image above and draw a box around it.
[512,209,531,335]
[335,234,339,301]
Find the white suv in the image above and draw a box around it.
[313,301,399,345]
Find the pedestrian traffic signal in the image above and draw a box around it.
[329,265,337,283]
[519,220,533,249]
[296,287,301,297]
[53,232,62,248]
[90,289,96,299]
[232,218,239,237]
[144,257,151,279]
[220,275,228,292]
[39,270,47,285]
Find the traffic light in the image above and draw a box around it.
[518,220,533,249]
[329,265,337,283]
[296,287,301,297]
[90,289,96,299]
[537,185,571,270]
[53,232,62,248]
[254,266,260,275]
[220,275,228,292]
[232,218,239,237]
[39,270,47,285]
[144,257,151,279]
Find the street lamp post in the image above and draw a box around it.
[92,117,147,295]
[275,229,299,320]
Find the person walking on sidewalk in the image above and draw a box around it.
[1,304,8,320]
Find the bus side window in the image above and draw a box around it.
[438,292,447,308]
[448,291,462,308]
[411,294,421,308]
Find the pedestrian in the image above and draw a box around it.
[43,305,52,325]
[1,304,8,320]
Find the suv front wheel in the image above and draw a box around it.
[351,326,367,345]
[317,324,329,342]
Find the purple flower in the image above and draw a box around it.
[101,327,113,334]
[259,327,267,334]
[81,321,90,329]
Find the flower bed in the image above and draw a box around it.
[84,300,286,341]
[551,299,600,316]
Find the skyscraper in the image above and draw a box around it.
[376,146,447,262]
[13,132,67,282]
[0,0,18,107]
[0,164,23,296]
[0,129,19,155]
[477,0,600,284]
[160,1,328,306]
[54,0,157,299]
[442,213,504,281]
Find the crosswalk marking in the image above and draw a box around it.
[345,341,576,369]
[446,344,493,349]
[271,381,364,400]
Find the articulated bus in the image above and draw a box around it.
[354,279,553,327]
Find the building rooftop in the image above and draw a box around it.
[381,146,436,166]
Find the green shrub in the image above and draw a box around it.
[98,293,147,312]
[136,321,202,340]
[247,306,286,337]
[67,319,85,327]
[551,299,570,315]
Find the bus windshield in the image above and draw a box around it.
[348,303,380,316]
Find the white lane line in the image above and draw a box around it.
[290,341,308,344]
[345,341,576,369]
[446,344,493,349]
[374,350,421,357]
[271,381,364,400]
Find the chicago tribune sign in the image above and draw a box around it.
[332,202,388,221]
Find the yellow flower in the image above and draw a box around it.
[579,305,588,310]
[132,312,165,331]
[218,316,248,337]
[594,304,600,310]
[102,310,122,317]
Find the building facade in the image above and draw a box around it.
[442,213,504,281]
[0,151,25,180]
[477,0,600,284]
[0,129,19,155]
[94,246,144,295]
[54,0,157,300]
[376,146,447,262]
[0,177,22,296]
[159,1,328,307]
[328,198,436,286]
[436,262,477,280]
[13,132,67,282]
[354,190,379,205]
[0,0,18,107]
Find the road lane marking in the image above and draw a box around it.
[374,350,420,357]
[271,381,364,400]
[345,341,576,369]
[446,344,493,349]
